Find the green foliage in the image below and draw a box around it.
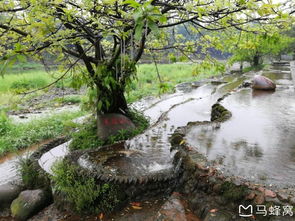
[0,70,52,93]
[10,78,47,93]
[126,63,221,103]
[53,95,82,105]
[0,111,11,135]
[220,181,248,202]
[97,56,137,113]
[70,120,104,150]
[126,0,167,40]
[0,60,43,73]
[1,0,291,115]
[51,160,121,213]
[159,82,172,94]
[17,157,49,189]
[192,59,226,76]
[224,31,295,66]
[125,108,149,131]
[242,64,266,73]
[0,111,85,156]
[70,108,149,150]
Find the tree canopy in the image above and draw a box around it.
[221,30,294,67]
[0,0,294,114]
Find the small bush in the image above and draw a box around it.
[0,111,12,135]
[17,157,49,189]
[70,121,104,150]
[51,160,121,213]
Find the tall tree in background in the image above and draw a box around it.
[223,31,294,67]
[0,0,294,117]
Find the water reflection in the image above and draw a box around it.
[252,89,275,98]
[186,69,295,187]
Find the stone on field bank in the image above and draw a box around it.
[11,189,50,221]
[0,183,23,208]
[97,113,135,139]
[252,75,276,90]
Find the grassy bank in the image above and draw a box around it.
[0,110,85,156]
[128,63,221,102]
[0,70,52,93]
[0,63,221,106]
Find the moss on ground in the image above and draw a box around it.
[211,103,232,122]
[220,181,248,202]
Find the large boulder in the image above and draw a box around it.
[97,113,135,139]
[0,183,23,208]
[252,75,276,90]
[11,189,51,221]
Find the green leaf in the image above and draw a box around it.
[14,43,22,51]
[133,10,143,22]
[158,15,167,23]
[123,0,141,8]
[97,100,103,111]
[147,18,158,34]
[16,54,27,63]
[134,21,144,41]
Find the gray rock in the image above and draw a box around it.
[0,183,23,208]
[156,192,201,221]
[277,190,289,202]
[11,189,51,221]
[97,113,135,139]
[252,75,276,90]
[239,80,252,88]
[289,197,295,205]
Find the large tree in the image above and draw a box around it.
[223,31,294,67]
[0,0,293,115]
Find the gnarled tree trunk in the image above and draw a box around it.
[253,53,261,67]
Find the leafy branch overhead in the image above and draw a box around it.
[0,0,294,114]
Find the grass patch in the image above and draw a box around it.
[10,78,48,93]
[243,64,266,73]
[0,70,53,93]
[126,63,221,102]
[0,111,12,135]
[70,108,149,150]
[51,160,121,213]
[0,69,73,107]
[0,110,85,156]
[52,95,82,105]
[4,61,44,73]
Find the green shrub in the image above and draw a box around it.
[70,108,149,150]
[70,121,104,150]
[51,160,121,213]
[0,111,11,135]
[17,157,49,189]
